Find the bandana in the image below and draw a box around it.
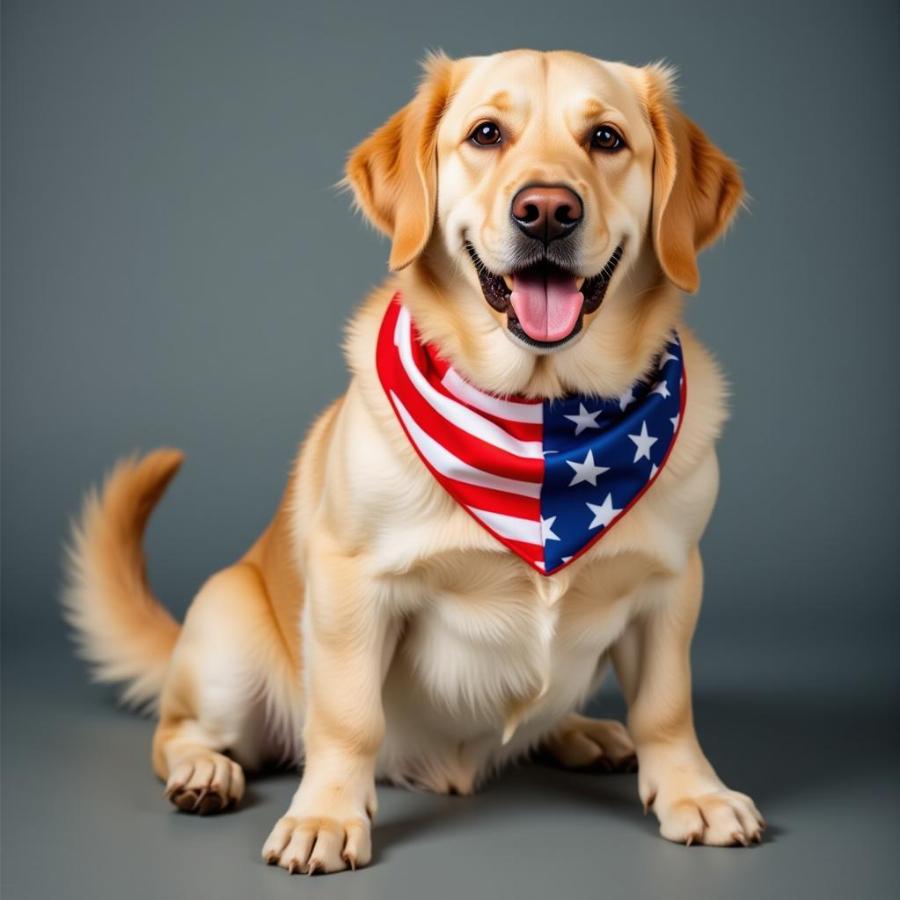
[376,296,686,575]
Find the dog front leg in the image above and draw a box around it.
[612,548,765,846]
[262,534,396,875]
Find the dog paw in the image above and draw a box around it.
[653,788,765,846]
[262,815,371,874]
[544,713,637,772]
[164,751,245,815]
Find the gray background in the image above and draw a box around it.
[2,1,898,898]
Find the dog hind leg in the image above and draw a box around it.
[542,712,637,771]
[152,563,301,815]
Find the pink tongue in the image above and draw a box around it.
[510,272,583,343]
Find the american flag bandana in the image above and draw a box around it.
[376,296,686,575]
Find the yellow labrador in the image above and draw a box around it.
[64,50,763,875]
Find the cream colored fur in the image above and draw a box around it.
[64,50,763,875]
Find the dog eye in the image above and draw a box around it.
[469,121,503,147]
[591,125,625,152]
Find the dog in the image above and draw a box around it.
[64,49,763,876]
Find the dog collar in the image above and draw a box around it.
[375,295,686,575]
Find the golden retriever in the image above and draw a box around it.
[64,49,763,875]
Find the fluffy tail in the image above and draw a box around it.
[62,449,185,711]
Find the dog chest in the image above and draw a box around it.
[391,556,640,738]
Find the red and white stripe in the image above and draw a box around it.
[376,299,547,570]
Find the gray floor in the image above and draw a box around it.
[3,636,898,900]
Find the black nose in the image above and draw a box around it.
[511,184,584,244]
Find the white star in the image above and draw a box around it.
[564,403,602,435]
[566,449,609,486]
[660,350,679,367]
[651,379,671,399]
[618,387,635,411]
[670,412,680,431]
[586,493,622,530]
[540,515,560,545]
[650,463,659,479]
[628,421,658,462]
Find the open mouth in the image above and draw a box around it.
[465,242,624,349]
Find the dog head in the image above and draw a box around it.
[345,51,742,396]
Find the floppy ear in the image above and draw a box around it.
[644,65,744,293]
[344,54,454,271]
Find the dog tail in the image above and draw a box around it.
[62,449,185,711]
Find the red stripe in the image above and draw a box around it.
[435,479,540,520]
[498,538,544,566]
[387,313,544,486]
[389,370,543,485]
[423,348,544,442]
